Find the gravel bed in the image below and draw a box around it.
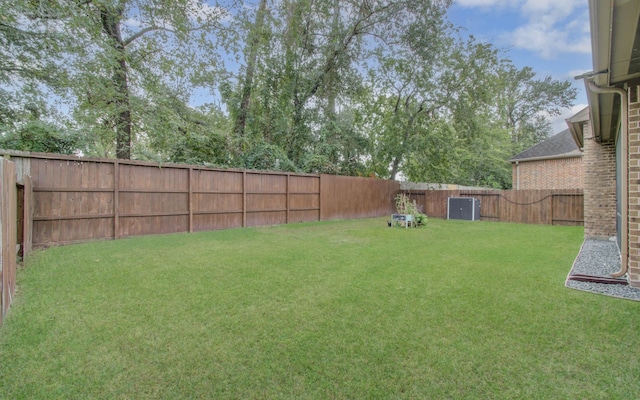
[565,238,640,301]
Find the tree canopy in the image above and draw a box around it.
[1,0,577,188]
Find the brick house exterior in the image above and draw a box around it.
[627,89,640,285]
[575,0,640,287]
[579,115,617,239]
[509,128,584,190]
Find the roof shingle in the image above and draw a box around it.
[509,129,581,162]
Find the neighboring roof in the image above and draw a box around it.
[566,106,590,148]
[508,129,582,163]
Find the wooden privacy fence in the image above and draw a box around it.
[404,189,583,226]
[1,151,399,247]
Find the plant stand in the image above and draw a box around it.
[391,214,413,228]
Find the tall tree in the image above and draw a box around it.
[134,84,231,165]
[495,63,576,152]
[225,0,453,170]
[233,0,268,145]
[27,0,231,159]
[366,31,487,180]
[0,0,73,144]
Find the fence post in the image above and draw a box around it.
[319,174,325,221]
[286,173,290,224]
[242,171,247,228]
[550,193,554,225]
[22,175,32,258]
[113,160,119,240]
[188,167,193,233]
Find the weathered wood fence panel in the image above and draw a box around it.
[1,158,17,324]
[405,189,583,225]
[192,169,243,232]
[30,158,115,245]
[288,174,321,223]
[118,163,189,238]
[245,172,287,227]
[551,192,584,226]
[321,174,400,221]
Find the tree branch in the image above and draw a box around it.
[123,21,226,47]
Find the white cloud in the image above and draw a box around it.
[513,1,591,58]
[124,18,143,28]
[187,0,230,23]
[509,20,590,59]
[521,0,581,19]
[457,0,590,59]
[456,0,519,8]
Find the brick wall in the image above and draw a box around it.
[512,157,583,190]
[582,120,617,239]
[627,86,640,287]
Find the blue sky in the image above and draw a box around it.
[446,0,592,133]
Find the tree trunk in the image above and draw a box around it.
[322,0,341,164]
[390,157,400,180]
[99,5,132,159]
[326,0,340,121]
[114,56,132,159]
[233,0,267,145]
[389,102,421,181]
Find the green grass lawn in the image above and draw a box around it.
[1,218,639,399]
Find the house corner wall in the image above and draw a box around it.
[583,120,617,240]
[627,86,640,287]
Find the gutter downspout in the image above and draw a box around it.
[515,161,520,190]
[585,80,628,278]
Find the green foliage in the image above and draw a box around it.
[395,193,427,226]
[0,90,84,154]
[14,0,233,159]
[242,141,298,172]
[495,63,577,154]
[0,1,69,87]
[0,121,81,154]
[303,154,340,174]
[413,212,427,225]
[0,1,76,153]
[402,119,463,184]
